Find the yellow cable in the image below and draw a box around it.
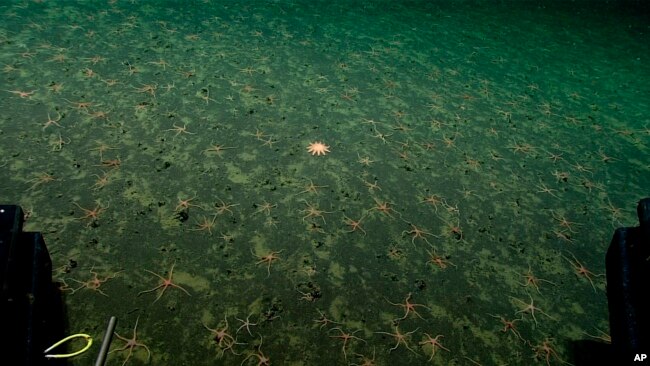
[44,333,93,359]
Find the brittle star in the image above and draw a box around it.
[253,249,283,277]
[109,316,151,366]
[510,293,554,327]
[138,262,191,303]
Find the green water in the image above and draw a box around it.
[1,1,648,365]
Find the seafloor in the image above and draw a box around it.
[1,1,648,365]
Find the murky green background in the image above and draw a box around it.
[1,1,648,365]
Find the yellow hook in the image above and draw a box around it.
[44,333,93,359]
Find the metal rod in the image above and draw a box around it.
[94,316,117,366]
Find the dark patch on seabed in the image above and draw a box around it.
[1,0,648,365]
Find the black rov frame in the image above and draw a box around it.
[0,205,65,366]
